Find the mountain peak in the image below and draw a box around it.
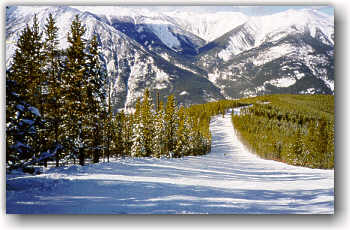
[6,6,334,110]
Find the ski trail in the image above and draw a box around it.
[6,114,334,214]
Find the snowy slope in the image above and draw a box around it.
[71,6,206,53]
[215,9,334,59]
[6,113,334,214]
[164,10,248,43]
[197,9,334,98]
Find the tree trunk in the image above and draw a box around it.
[79,148,85,166]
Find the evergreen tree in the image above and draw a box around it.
[43,13,63,167]
[174,106,188,157]
[86,35,107,163]
[131,98,144,157]
[152,101,165,157]
[103,74,114,162]
[122,112,133,156]
[8,14,45,162]
[6,79,43,171]
[140,88,154,157]
[63,15,88,165]
[164,95,177,156]
[114,112,125,157]
[326,121,334,168]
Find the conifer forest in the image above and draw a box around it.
[6,7,335,215]
[5,14,234,171]
[6,14,334,172]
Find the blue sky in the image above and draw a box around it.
[137,5,333,16]
[235,6,334,16]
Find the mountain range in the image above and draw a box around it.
[6,6,334,112]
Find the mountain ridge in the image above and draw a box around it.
[6,6,334,110]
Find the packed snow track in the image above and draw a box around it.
[6,114,334,214]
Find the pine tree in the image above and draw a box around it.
[164,95,177,156]
[152,101,165,157]
[140,88,154,157]
[326,121,334,168]
[122,112,133,156]
[63,15,88,165]
[315,119,329,168]
[174,106,188,157]
[43,13,63,167]
[103,74,114,162]
[86,35,107,163]
[131,98,144,157]
[8,14,45,162]
[289,127,304,166]
[6,79,43,171]
[114,112,125,157]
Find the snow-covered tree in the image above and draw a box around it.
[85,35,107,163]
[152,101,165,157]
[7,14,47,165]
[6,79,43,171]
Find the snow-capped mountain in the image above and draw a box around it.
[163,10,248,43]
[6,6,334,110]
[196,9,334,98]
[6,6,224,112]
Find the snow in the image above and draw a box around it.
[300,88,316,94]
[28,106,41,117]
[6,113,333,214]
[142,19,181,50]
[165,11,248,42]
[265,77,297,88]
[179,91,189,96]
[154,68,170,90]
[252,44,296,66]
[217,9,333,59]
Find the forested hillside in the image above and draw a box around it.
[232,94,334,169]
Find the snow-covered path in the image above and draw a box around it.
[6,114,334,214]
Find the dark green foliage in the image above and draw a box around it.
[6,79,44,170]
[7,14,109,170]
[63,15,88,165]
[232,94,334,169]
[7,15,48,168]
[43,13,64,167]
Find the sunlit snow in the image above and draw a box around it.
[7,113,334,214]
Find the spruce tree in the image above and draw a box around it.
[140,88,154,157]
[174,106,187,157]
[122,112,133,156]
[6,79,43,170]
[86,35,107,163]
[104,74,114,162]
[164,95,177,156]
[43,13,63,167]
[114,112,125,157]
[8,14,45,162]
[152,101,165,157]
[131,98,144,157]
[63,15,88,165]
